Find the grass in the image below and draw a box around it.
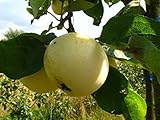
[0,74,125,120]
[0,106,125,120]
[0,93,125,120]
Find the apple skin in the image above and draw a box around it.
[51,0,67,15]
[44,32,109,97]
[21,68,58,93]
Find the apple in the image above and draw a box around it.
[21,68,58,93]
[44,32,109,97]
[51,0,96,15]
[51,0,68,15]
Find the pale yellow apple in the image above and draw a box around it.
[21,68,58,93]
[51,0,95,15]
[51,0,68,15]
[44,32,109,97]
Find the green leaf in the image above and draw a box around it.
[137,34,160,49]
[0,33,46,79]
[29,0,51,19]
[123,88,147,120]
[117,0,145,16]
[26,7,33,15]
[128,35,160,84]
[94,67,146,120]
[99,15,160,49]
[65,0,96,12]
[84,0,103,25]
[18,33,56,45]
[94,67,129,114]
[27,7,47,21]
[40,33,57,45]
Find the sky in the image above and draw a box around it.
[0,0,145,39]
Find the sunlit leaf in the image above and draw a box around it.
[123,88,147,120]
[99,15,160,49]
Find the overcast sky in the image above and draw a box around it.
[0,0,144,39]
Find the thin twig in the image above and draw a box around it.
[47,11,60,21]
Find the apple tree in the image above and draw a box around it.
[0,0,160,119]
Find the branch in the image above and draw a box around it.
[57,12,75,32]
[47,11,60,21]
[145,0,160,119]
[67,12,75,32]
[121,0,133,5]
[144,70,156,120]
